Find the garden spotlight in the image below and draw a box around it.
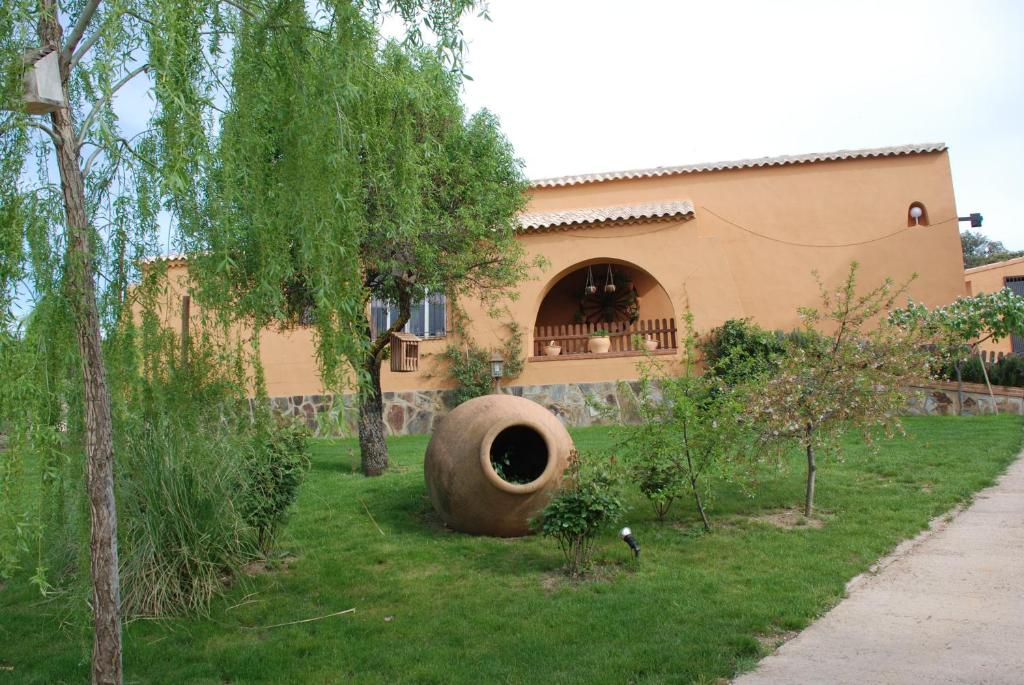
[620,527,640,558]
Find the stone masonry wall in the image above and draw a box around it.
[266,380,647,437]
[268,380,1023,438]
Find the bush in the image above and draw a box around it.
[442,343,493,405]
[243,418,311,552]
[619,314,752,527]
[701,319,785,385]
[533,450,623,579]
[992,355,1024,387]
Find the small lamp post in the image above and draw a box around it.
[490,351,505,394]
[620,526,640,559]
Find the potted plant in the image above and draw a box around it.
[644,334,659,351]
[544,340,562,356]
[588,328,611,354]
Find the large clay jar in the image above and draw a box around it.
[424,394,573,537]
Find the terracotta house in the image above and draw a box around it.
[964,256,1024,360]
[155,142,967,433]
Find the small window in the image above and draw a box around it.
[370,290,447,339]
[907,202,930,227]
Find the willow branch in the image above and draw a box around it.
[81,143,107,177]
[27,121,61,146]
[69,25,104,69]
[76,63,150,147]
[63,0,102,60]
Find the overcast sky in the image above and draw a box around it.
[455,0,1024,249]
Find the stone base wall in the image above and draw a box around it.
[267,380,646,437]
[268,380,1024,438]
[907,381,1024,416]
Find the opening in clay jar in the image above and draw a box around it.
[489,425,548,485]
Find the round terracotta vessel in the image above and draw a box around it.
[424,394,573,537]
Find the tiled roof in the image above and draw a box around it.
[518,200,695,232]
[140,253,190,265]
[964,255,1024,275]
[530,143,948,188]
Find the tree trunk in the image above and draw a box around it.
[690,475,711,532]
[39,7,123,682]
[357,284,412,476]
[976,347,997,413]
[804,433,816,519]
[955,360,964,416]
[358,353,388,476]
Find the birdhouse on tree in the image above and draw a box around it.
[21,47,65,115]
[389,332,421,372]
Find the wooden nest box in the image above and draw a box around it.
[21,47,66,115]
[390,332,421,372]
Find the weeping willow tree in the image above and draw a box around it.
[191,4,534,476]
[0,1,480,682]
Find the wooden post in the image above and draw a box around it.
[180,294,190,367]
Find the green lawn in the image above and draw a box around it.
[1,415,1021,684]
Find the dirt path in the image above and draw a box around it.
[734,451,1024,685]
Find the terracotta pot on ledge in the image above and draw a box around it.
[644,336,659,351]
[424,395,573,537]
[544,341,562,356]
[588,335,611,354]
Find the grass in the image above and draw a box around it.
[0,414,1021,684]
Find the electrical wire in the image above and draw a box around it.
[699,205,958,248]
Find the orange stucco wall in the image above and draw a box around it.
[964,256,1024,357]
[155,150,966,397]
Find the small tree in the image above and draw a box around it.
[533,450,623,579]
[749,263,931,518]
[890,289,1024,410]
[618,316,749,529]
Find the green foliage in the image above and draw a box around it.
[0,418,1022,682]
[946,354,1024,388]
[890,289,1024,377]
[118,414,256,617]
[533,450,624,578]
[702,318,785,385]
[961,230,1024,269]
[749,263,932,516]
[991,354,1024,387]
[618,314,753,527]
[442,318,524,405]
[243,418,311,553]
[194,11,532,396]
[588,328,610,337]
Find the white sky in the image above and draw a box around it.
[456,0,1024,249]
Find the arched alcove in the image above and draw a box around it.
[907,201,930,227]
[531,259,677,356]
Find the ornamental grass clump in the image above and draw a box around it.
[533,450,623,579]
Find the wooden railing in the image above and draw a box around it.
[532,319,677,358]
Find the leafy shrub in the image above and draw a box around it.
[533,450,623,579]
[243,418,311,552]
[957,355,988,384]
[701,319,785,385]
[992,355,1024,387]
[442,343,493,405]
[619,314,752,527]
[442,322,524,405]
